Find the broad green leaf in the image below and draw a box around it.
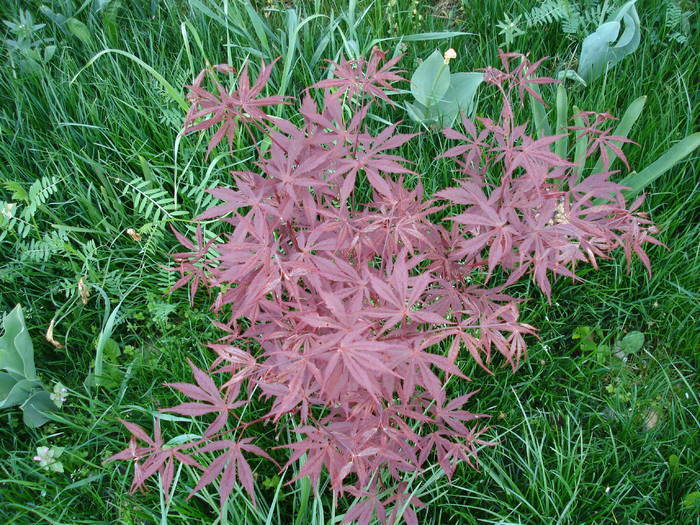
[39,5,68,29]
[0,304,37,380]
[579,21,620,82]
[102,338,121,362]
[153,412,193,423]
[554,84,569,158]
[572,326,593,340]
[611,1,640,53]
[578,1,640,83]
[165,433,202,447]
[619,331,644,354]
[0,374,40,409]
[618,132,700,197]
[405,101,428,124]
[437,72,483,126]
[43,45,56,62]
[682,491,700,510]
[580,339,598,352]
[21,390,57,428]
[573,107,587,180]
[84,361,123,390]
[410,50,450,107]
[557,69,586,85]
[595,344,610,364]
[528,84,551,139]
[66,17,93,46]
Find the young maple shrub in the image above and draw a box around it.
[107,49,659,523]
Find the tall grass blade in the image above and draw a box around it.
[72,49,188,111]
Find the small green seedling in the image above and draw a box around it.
[613,330,645,357]
[572,325,610,365]
[682,491,700,512]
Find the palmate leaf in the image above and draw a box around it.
[591,95,646,174]
[107,48,664,519]
[190,438,272,507]
[163,359,241,436]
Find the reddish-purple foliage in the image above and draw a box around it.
[182,58,288,157]
[107,50,660,522]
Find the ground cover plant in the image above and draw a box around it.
[0,1,698,524]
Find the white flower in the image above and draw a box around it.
[443,48,457,64]
[50,382,68,408]
[1,202,15,217]
[33,446,64,473]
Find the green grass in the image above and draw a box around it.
[0,0,698,523]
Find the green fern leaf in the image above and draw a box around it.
[122,177,187,224]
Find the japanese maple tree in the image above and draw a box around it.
[107,48,659,523]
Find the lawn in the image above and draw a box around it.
[0,0,698,524]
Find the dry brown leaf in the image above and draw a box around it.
[78,277,90,305]
[126,228,142,241]
[46,318,65,349]
[643,409,659,431]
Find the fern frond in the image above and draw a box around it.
[2,176,61,240]
[178,167,222,216]
[22,176,60,220]
[523,0,569,28]
[122,177,187,224]
[1,201,33,240]
[2,180,28,201]
[665,1,683,29]
[500,0,626,38]
[137,221,166,256]
[667,31,688,44]
[578,2,619,29]
[18,230,68,262]
[153,266,176,294]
